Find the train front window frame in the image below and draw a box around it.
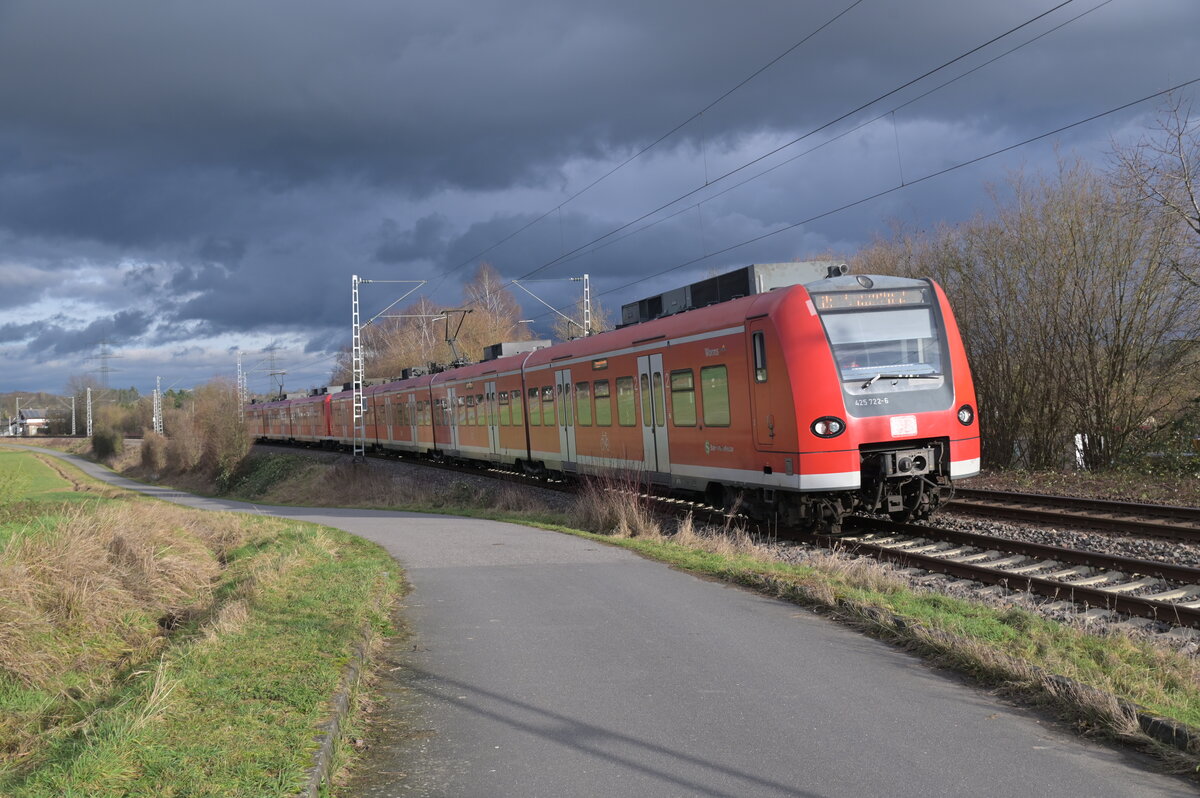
[813,280,955,417]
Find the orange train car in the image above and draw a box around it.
[248,265,979,530]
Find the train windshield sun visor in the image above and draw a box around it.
[819,307,944,383]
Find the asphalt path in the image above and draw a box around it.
[17,447,1196,797]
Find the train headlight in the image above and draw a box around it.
[811,416,846,438]
[957,404,975,426]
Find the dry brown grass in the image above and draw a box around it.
[569,472,663,539]
[0,502,248,691]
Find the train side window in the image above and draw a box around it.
[527,387,541,426]
[639,374,651,427]
[512,390,524,426]
[753,331,767,382]
[652,372,666,426]
[594,380,611,426]
[466,395,476,426]
[541,386,556,426]
[701,365,731,427]
[616,377,636,426]
[476,394,486,426]
[575,382,592,426]
[670,370,696,426]
[499,391,511,426]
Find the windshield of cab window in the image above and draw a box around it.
[820,308,942,380]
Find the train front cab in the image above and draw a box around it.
[770,274,980,528]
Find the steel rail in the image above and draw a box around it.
[844,518,1200,584]
[947,488,1200,542]
[821,519,1200,627]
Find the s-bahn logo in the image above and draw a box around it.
[705,441,734,455]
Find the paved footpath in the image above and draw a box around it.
[25,448,1197,797]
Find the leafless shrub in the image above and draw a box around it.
[164,408,202,473]
[857,156,1199,469]
[140,429,167,473]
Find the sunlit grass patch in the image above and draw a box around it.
[0,455,402,797]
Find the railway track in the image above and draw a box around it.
[946,487,1200,542]
[822,518,1200,628]
[256,445,1200,628]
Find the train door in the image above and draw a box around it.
[636,353,670,473]
[407,394,418,446]
[748,320,776,448]
[446,387,460,452]
[554,369,576,467]
[485,380,500,459]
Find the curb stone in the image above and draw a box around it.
[296,631,371,798]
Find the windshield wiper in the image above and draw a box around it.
[860,373,942,390]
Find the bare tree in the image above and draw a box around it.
[1113,96,1200,285]
[862,158,1199,470]
[551,294,613,342]
[331,263,531,382]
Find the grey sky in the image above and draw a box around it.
[1,0,1196,396]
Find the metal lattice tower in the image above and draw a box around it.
[349,275,426,462]
[582,273,591,335]
[236,351,247,422]
[86,388,93,438]
[153,376,164,435]
[351,275,366,460]
[71,395,76,436]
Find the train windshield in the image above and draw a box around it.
[821,308,942,382]
[813,288,954,417]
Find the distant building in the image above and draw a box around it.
[17,408,49,436]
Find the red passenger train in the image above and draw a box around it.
[246,265,980,530]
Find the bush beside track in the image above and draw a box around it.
[0,448,402,797]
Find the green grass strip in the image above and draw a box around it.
[0,517,401,798]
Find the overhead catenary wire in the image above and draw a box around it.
[581,75,1200,302]
[542,0,1118,273]
[425,0,868,300]
[509,0,1082,287]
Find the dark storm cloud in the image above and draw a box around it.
[375,215,450,264]
[0,0,1196,394]
[0,321,41,344]
[24,309,152,358]
[3,0,1193,201]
